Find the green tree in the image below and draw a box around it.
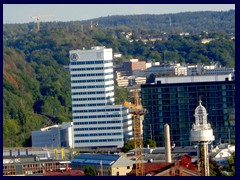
[114,87,131,104]
[209,157,222,176]
[143,139,157,148]
[121,140,135,153]
[84,166,96,176]
[228,152,235,176]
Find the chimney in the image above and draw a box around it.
[164,124,172,163]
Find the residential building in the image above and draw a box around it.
[69,46,132,148]
[70,153,134,176]
[141,74,235,147]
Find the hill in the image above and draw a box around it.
[3,10,235,147]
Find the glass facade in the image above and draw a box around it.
[141,80,235,147]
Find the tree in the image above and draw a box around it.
[146,73,156,84]
[228,152,235,176]
[121,140,135,153]
[143,139,157,148]
[84,166,96,176]
[114,87,131,104]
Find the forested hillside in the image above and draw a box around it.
[3,10,235,147]
[81,10,235,34]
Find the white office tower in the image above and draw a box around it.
[190,99,215,176]
[69,46,132,148]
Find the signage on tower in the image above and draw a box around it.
[70,53,79,61]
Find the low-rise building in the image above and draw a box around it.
[3,154,71,176]
[70,153,134,176]
[127,155,198,176]
[31,122,73,148]
[209,144,235,167]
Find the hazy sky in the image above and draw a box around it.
[3,4,235,24]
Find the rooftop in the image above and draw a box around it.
[71,153,133,167]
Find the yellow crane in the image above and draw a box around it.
[30,14,53,32]
[123,87,145,176]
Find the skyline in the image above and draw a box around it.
[3,4,235,24]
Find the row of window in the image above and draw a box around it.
[73,114,121,119]
[71,78,113,83]
[71,72,112,77]
[72,108,121,113]
[74,126,121,131]
[72,96,114,101]
[72,90,113,95]
[73,120,121,125]
[70,66,112,71]
[72,103,106,107]
[74,132,122,137]
[70,60,112,65]
[142,85,234,94]
[74,138,122,143]
[72,84,112,89]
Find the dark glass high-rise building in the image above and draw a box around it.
[141,74,235,147]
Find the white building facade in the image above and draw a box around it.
[69,46,132,148]
[32,122,74,148]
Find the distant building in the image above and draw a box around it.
[187,63,202,75]
[203,67,234,76]
[145,62,234,77]
[141,74,235,147]
[145,63,176,76]
[201,38,214,44]
[71,153,134,176]
[146,60,160,69]
[113,53,122,58]
[115,71,146,87]
[32,122,73,148]
[145,63,188,76]
[114,59,146,76]
[115,71,129,87]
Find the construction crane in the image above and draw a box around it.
[123,86,145,176]
[30,14,53,32]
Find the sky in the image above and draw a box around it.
[3,4,235,24]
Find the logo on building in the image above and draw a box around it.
[71,53,79,61]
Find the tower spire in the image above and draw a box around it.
[199,96,202,105]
